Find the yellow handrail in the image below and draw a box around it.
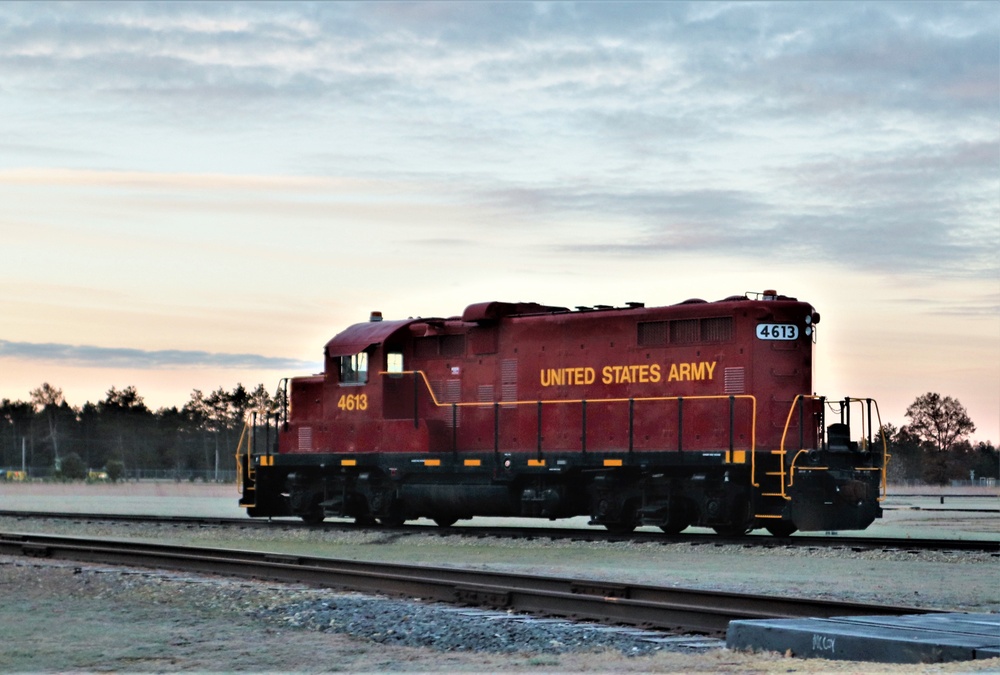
[781,395,890,501]
[379,370,758,480]
[847,397,891,501]
[234,418,253,495]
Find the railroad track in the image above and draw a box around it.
[0,531,942,637]
[1,510,997,553]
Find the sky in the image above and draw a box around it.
[1,1,998,443]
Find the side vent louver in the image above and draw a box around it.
[724,367,746,394]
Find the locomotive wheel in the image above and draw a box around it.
[601,498,639,534]
[712,524,752,536]
[765,522,798,537]
[378,501,406,527]
[432,516,458,528]
[658,506,692,535]
[658,520,690,535]
[300,508,325,525]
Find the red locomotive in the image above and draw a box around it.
[238,290,887,536]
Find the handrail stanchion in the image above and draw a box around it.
[537,401,543,459]
[493,402,500,460]
[819,396,826,446]
[677,397,684,452]
[628,398,634,455]
[451,403,457,454]
[265,412,271,459]
[413,374,419,429]
[798,397,804,450]
[867,398,873,450]
[728,396,735,454]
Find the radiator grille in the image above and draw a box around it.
[639,317,733,346]
[724,367,746,394]
[297,426,313,452]
[500,359,518,404]
[444,379,462,427]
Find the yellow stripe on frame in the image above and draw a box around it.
[527,459,546,467]
[603,459,623,467]
[341,459,357,467]
[732,450,746,464]
[423,459,441,467]
[463,459,482,467]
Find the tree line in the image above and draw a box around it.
[1,382,282,481]
[1,384,996,485]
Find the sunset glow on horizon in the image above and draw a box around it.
[1,2,997,442]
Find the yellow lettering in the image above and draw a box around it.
[665,361,717,382]
[542,366,598,387]
[337,394,367,412]
[543,363,678,386]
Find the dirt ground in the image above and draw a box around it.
[3,557,999,674]
[1,481,997,672]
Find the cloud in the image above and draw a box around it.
[475,174,997,280]
[4,3,994,117]
[0,2,995,282]
[0,339,319,371]
[893,292,1000,319]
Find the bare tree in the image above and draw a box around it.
[30,383,64,469]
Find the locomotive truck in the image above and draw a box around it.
[238,290,888,536]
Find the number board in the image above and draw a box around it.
[755,324,798,340]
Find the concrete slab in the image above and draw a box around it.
[726,613,1000,663]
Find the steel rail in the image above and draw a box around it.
[0,531,944,637]
[1,510,997,553]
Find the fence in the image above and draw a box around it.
[950,478,998,488]
[1,467,236,483]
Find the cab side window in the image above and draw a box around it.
[340,352,368,384]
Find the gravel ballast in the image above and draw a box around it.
[4,556,999,674]
[256,594,713,656]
